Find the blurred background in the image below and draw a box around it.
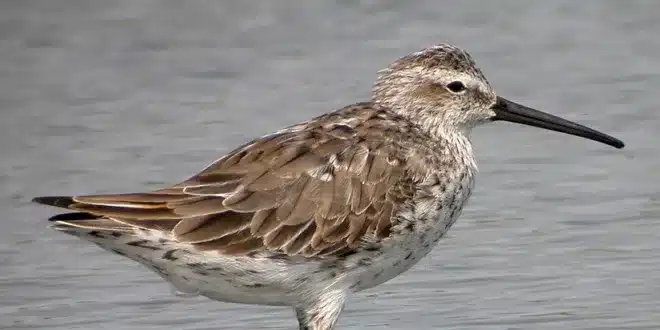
[1,1,659,329]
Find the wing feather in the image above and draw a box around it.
[34,104,425,259]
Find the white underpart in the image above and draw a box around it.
[57,162,474,309]
[60,226,332,306]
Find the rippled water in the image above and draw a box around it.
[2,1,659,329]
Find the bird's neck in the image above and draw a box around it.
[375,100,475,156]
[382,106,478,179]
[434,124,477,172]
[372,92,472,140]
[419,114,478,177]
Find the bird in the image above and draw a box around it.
[32,44,624,330]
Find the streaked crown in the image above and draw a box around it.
[372,44,497,137]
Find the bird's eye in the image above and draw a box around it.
[446,81,466,94]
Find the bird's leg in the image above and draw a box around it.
[294,291,346,330]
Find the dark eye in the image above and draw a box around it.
[446,81,466,93]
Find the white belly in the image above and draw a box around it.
[63,228,325,306]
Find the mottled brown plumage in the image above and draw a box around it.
[35,102,444,259]
[33,44,624,330]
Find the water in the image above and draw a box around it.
[1,1,659,329]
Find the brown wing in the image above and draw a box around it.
[34,110,417,258]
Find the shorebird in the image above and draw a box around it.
[33,44,624,330]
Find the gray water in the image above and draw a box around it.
[1,1,659,329]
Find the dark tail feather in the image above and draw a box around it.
[33,196,97,223]
[48,212,101,222]
[33,197,132,231]
[33,194,179,232]
[46,211,133,232]
[32,196,76,209]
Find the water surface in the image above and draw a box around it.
[1,1,659,329]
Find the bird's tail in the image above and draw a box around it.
[32,196,134,233]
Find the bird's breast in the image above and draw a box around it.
[345,168,475,292]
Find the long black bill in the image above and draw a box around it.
[491,96,624,149]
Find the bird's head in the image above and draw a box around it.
[373,44,624,149]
